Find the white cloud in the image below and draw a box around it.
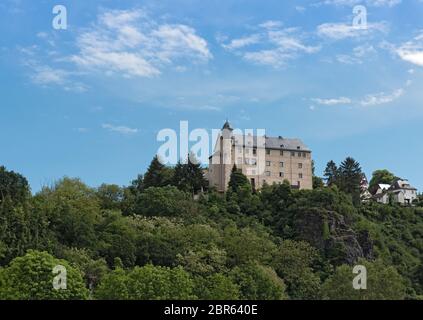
[102,123,138,135]
[221,23,320,68]
[319,0,401,7]
[396,32,423,67]
[311,97,352,105]
[317,22,388,40]
[222,34,261,50]
[69,9,211,78]
[360,89,404,106]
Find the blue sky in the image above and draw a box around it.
[1,0,422,192]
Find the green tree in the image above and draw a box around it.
[273,240,322,299]
[136,186,195,217]
[96,184,124,211]
[33,178,101,248]
[0,166,30,205]
[95,264,195,300]
[61,248,109,291]
[321,260,406,300]
[369,170,397,194]
[143,156,174,189]
[230,263,287,300]
[0,250,89,300]
[339,157,363,205]
[228,165,250,193]
[194,273,240,300]
[173,154,207,194]
[323,161,339,187]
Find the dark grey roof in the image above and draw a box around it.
[232,134,311,152]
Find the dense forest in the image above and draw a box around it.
[0,156,422,300]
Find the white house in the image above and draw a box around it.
[371,179,418,206]
[390,180,418,205]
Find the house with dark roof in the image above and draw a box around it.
[208,121,313,192]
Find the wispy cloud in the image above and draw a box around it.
[317,22,388,40]
[312,88,405,108]
[70,9,212,78]
[102,123,139,135]
[318,0,401,7]
[396,32,423,67]
[311,97,352,105]
[360,88,404,106]
[220,23,320,68]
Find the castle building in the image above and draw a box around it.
[208,121,313,192]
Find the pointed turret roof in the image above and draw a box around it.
[222,120,233,131]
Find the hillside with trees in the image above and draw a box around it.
[0,157,422,300]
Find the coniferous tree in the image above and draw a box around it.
[323,161,339,187]
[143,156,173,189]
[339,157,363,205]
[173,154,207,194]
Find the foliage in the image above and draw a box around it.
[0,161,421,300]
[0,250,88,300]
[321,259,406,300]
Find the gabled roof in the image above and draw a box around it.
[391,179,417,191]
[378,184,391,191]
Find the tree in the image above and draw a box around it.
[96,184,124,210]
[230,263,287,300]
[61,248,109,291]
[136,186,195,217]
[228,165,250,193]
[323,161,339,187]
[0,166,30,205]
[321,260,406,300]
[273,240,322,300]
[339,157,363,205]
[369,170,397,194]
[32,178,101,248]
[143,156,174,190]
[0,250,88,300]
[173,154,207,194]
[194,273,240,300]
[95,264,195,300]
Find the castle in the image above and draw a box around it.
[208,121,313,192]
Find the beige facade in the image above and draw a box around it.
[208,122,313,192]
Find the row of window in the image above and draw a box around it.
[237,147,308,158]
[266,161,303,169]
[264,171,304,179]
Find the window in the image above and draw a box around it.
[238,147,242,154]
[253,148,257,155]
[299,173,303,179]
[298,163,303,169]
[298,152,302,157]
[291,152,295,157]
[245,148,250,154]
[280,150,284,156]
[280,162,284,167]
[279,172,284,178]
[237,157,243,164]
[265,171,271,177]
[302,152,307,158]
[244,158,250,165]
[266,149,271,155]
[251,159,257,165]
[266,161,271,166]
